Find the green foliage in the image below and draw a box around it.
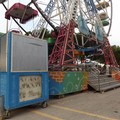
[39,28,51,39]
[93,46,120,65]
[112,45,120,65]
[0,32,4,37]
[26,28,51,38]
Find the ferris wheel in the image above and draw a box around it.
[0,0,112,39]
[79,0,113,36]
[1,0,118,68]
[42,0,114,69]
[30,0,115,69]
[30,0,113,40]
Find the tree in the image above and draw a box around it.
[112,45,120,65]
[0,32,4,37]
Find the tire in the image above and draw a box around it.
[41,101,48,108]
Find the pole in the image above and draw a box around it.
[6,0,9,33]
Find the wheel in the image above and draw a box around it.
[101,91,105,94]
[0,113,4,120]
[41,101,48,108]
[79,0,112,36]
[31,0,63,38]
[4,110,11,119]
[58,94,65,99]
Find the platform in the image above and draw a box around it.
[5,3,38,24]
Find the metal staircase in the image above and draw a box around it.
[88,66,120,92]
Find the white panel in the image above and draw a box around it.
[19,76,42,102]
[0,34,7,72]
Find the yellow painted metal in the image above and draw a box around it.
[96,1,109,10]
[99,13,108,20]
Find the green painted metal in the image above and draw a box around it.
[49,71,88,95]
[0,32,4,37]
[102,20,109,26]
[47,37,55,44]
[62,72,87,94]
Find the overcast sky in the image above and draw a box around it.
[0,0,119,46]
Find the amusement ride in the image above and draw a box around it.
[0,0,118,70]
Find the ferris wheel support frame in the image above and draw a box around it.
[102,37,119,68]
[49,20,76,70]
[49,0,79,70]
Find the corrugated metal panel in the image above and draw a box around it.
[11,33,48,72]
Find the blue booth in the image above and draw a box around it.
[0,32,49,117]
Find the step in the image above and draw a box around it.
[88,77,114,84]
[89,80,117,86]
[89,74,111,78]
[96,83,120,92]
[89,80,120,91]
[90,80,119,88]
[88,69,120,92]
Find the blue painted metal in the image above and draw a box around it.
[77,12,90,35]
[60,0,67,17]
[84,0,104,41]
[84,0,97,15]
[0,72,48,110]
[79,46,98,52]
[95,23,103,41]
[44,0,55,15]
[0,32,49,110]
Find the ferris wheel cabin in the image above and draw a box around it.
[5,3,38,24]
[96,1,110,27]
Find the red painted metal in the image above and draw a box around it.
[102,37,118,67]
[49,20,76,70]
[5,3,38,24]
